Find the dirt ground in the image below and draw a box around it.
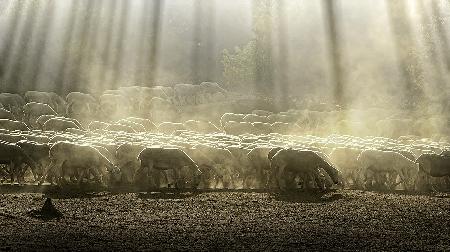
[0,189,449,251]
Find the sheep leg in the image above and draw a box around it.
[220,165,232,189]
[147,161,159,189]
[312,170,325,191]
[213,165,224,189]
[121,161,134,184]
[9,161,15,184]
[17,163,27,185]
[363,168,374,190]
[90,166,103,185]
[211,165,221,189]
[397,168,411,191]
[265,168,277,189]
[213,172,220,189]
[275,164,287,190]
[284,171,297,190]
[35,161,47,183]
[173,167,184,189]
[224,166,234,189]
[256,165,266,189]
[373,172,386,190]
[242,168,254,189]
[76,168,88,185]
[146,168,160,190]
[136,160,151,187]
[354,166,366,189]
[239,171,247,189]
[43,159,60,185]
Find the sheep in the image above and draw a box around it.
[105,124,136,134]
[357,149,418,190]
[184,147,227,189]
[243,114,269,123]
[252,110,273,117]
[66,92,98,122]
[23,102,57,117]
[16,140,50,182]
[65,128,86,136]
[0,93,24,117]
[46,141,117,185]
[36,114,56,129]
[98,94,132,121]
[270,122,302,135]
[174,84,201,106]
[336,120,368,137]
[91,145,121,185]
[246,147,273,188]
[251,122,272,135]
[376,119,413,138]
[115,119,146,132]
[124,117,157,132]
[24,134,50,144]
[194,146,238,189]
[88,121,110,131]
[43,118,80,132]
[227,145,252,185]
[115,143,146,184]
[66,92,97,109]
[0,108,15,120]
[0,133,26,143]
[267,114,297,124]
[270,149,341,191]
[48,135,75,144]
[220,113,246,127]
[223,121,255,135]
[183,120,221,134]
[328,147,363,187]
[25,91,49,105]
[137,147,201,189]
[414,153,450,191]
[140,86,169,101]
[0,141,39,184]
[157,122,185,134]
[0,119,29,131]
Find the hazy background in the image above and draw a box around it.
[0,0,449,110]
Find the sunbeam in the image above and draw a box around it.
[0,1,449,250]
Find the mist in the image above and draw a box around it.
[0,0,449,124]
[1,2,450,249]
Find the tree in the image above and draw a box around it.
[222,0,275,95]
[386,0,425,110]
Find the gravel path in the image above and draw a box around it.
[0,190,449,251]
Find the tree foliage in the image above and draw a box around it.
[221,0,275,95]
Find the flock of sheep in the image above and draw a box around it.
[0,84,449,192]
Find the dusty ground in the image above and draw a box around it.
[0,189,449,251]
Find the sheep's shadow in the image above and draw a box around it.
[44,191,109,199]
[373,189,450,198]
[43,185,110,199]
[271,189,344,203]
[433,194,450,198]
[137,190,200,200]
[0,184,49,194]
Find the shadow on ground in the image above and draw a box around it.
[272,189,344,203]
[44,191,110,199]
[137,191,200,200]
[372,188,450,198]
